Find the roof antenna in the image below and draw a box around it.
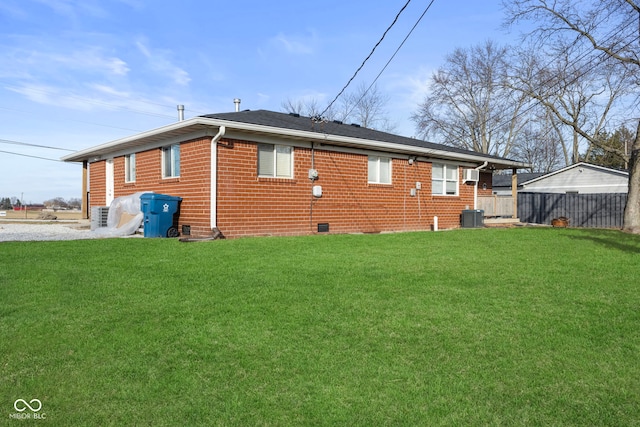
[234,98,241,112]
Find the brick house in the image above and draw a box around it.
[62,110,526,238]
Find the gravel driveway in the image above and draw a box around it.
[0,222,103,242]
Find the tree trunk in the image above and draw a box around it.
[622,121,640,234]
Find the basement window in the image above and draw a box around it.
[258,144,293,178]
[162,144,180,178]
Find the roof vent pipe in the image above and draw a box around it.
[233,98,241,112]
[177,105,185,121]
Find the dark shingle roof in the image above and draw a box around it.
[201,110,518,163]
[492,172,546,188]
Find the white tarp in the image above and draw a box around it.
[92,192,148,237]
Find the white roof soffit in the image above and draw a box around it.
[61,116,529,169]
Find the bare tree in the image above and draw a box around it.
[281,83,396,132]
[340,83,397,132]
[509,43,634,166]
[412,40,529,158]
[504,0,640,233]
[512,106,565,172]
[281,98,326,118]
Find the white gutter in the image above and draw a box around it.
[473,161,488,210]
[210,126,226,230]
[61,116,529,169]
[220,119,528,168]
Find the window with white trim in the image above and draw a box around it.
[125,153,136,182]
[432,163,458,195]
[368,156,391,184]
[258,144,293,178]
[162,144,180,178]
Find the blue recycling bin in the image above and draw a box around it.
[140,193,182,237]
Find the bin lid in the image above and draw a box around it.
[140,193,182,201]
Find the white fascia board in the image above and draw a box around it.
[61,118,219,162]
[220,119,529,169]
[62,116,529,169]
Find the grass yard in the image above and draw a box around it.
[1,227,639,425]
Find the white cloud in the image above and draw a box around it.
[55,49,130,76]
[384,67,434,108]
[0,1,28,19]
[33,0,108,19]
[6,83,102,111]
[0,39,130,81]
[272,32,315,55]
[89,83,130,98]
[135,39,191,86]
[262,29,320,58]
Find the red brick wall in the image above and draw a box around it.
[89,135,486,238]
[89,137,212,235]
[478,171,493,196]
[216,139,477,237]
[89,161,106,207]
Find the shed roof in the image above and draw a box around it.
[520,162,628,186]
[492,172,546,188]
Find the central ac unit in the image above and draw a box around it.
[463,169,480,182]
[90,206,109,230]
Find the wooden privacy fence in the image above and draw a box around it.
[518,192,627,228]
[478,195,514,217]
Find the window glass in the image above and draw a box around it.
[368,156,391,184]
[432,163,444,180]
[446,180,457,195]
[162,144,180,178]
[379,157,391,183]
[125,153,136,182]
[258,144,292,178]
[432,180,443,195]
[172,144,180,177]
[432,163,458,195]
[276,145,292,177]
[258,144,274,176]
[368,156,377,182]
[446,166,457,181]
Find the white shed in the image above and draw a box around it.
[521,162,628,194]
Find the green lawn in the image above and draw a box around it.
[1,228,639,426]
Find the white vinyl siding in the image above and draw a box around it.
[162,144,180,178]
[368,156,391,184]
[258,144,293,178]
[432,163,458,195]
[125,153,136,182]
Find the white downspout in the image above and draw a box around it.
[474,161,488,210]
[210,126,226,230]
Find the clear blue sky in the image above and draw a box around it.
[0,0,519,203]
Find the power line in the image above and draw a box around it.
[422,9,638,160]
[319,0,413,118]
[0,149,67,162]
[480,3,638,155]
[346,0,436,120]
[0,138,75,152]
